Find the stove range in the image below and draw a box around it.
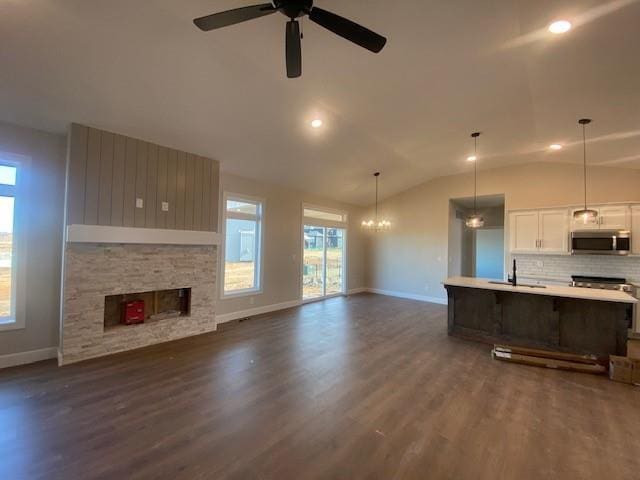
[571,275,633,292]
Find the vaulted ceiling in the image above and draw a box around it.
[1,0,639,205]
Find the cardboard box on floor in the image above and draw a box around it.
[609,339,640,385]
[628,338,640,360]
[633,360,640,386]
[610,356,634,384]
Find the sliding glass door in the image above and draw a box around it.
[303,226,345,300]
[325,228,345,296]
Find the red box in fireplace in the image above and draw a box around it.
[121,300,145,325]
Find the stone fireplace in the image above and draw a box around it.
[59,226,219,365]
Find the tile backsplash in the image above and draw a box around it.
[514,254,640,284]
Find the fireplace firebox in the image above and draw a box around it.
[104,288,191,330]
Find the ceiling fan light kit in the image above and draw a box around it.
[193,0,387,78]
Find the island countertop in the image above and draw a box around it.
[444,276,637,304]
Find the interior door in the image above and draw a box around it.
[474,229,504,279]
[539,209,569,253]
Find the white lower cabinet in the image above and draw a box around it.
[509,209,569,255]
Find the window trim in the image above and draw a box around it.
[0,153,29,331]
[302,202,348,228]
[220,192,265,299]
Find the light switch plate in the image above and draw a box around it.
[136,198,144,209]
[161,202,169,212]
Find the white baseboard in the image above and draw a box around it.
[216,288,445,325]
[347,287,367,295]
[216,299,303,324]
[366,288,448,305]
[0,347,58,369]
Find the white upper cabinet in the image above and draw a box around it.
[599,205,630,230]
[538,209,569,253]
[509,210,539,253]
[509,209,569,255]
[632,206,640,255]
[570,205,630,231]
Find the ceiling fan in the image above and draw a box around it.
[193,0,387,78]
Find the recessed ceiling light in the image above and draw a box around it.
[467,155,477,162]
[548,20,572,34]
[549,144,563,150]
[311,119,323,128]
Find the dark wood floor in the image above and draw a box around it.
[1,293,639,480]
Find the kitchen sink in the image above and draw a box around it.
[487,280,547,289]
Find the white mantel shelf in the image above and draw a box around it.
[66,225,221,246]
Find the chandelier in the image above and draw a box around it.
[362,172,391,231]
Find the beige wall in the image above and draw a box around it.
[217,173,366,316]
[366,162,640,301]
[0,122,367,359]
[0,121,66,356]
[7,118,639,357]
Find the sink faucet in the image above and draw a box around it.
[507,259,517,286]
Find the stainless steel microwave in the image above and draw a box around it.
[571,230,631,255]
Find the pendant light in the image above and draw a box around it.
[362,172,391,231]
[466,132,484,228]
[573,118,598,224]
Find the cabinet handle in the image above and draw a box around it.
[539,239,543,249]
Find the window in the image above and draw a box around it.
[0,162,18,324]
[222,194,263,296]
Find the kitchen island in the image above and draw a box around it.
[444,276,637,357]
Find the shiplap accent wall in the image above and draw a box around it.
[66,124,220,231]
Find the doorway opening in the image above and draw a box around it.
[448,194,505,280]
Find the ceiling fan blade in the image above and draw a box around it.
[308,7,387,53]
[286,20,302,78]
[193,3,276,31]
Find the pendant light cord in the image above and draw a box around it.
[582,122,587,210]
[474,135,478,215]
[375,174,379,224]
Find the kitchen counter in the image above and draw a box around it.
[444,276,637,304]
[444,276,635,357]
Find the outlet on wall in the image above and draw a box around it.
[536,260,544,268]
[249,297,255,305]
[161,201,169,212]
[136,198,144,209]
